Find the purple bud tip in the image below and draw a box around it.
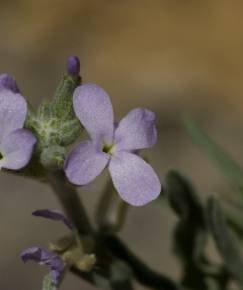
[66,56,80,77]
[32,209,74,230]
[0,74,19,93]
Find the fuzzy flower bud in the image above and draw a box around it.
[0,74,19,93]
[66,56,80,77]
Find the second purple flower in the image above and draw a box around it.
[0,75,36,170]
[64,84,161,206]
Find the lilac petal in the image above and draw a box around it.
[66,56,80,77]
[114,108,157,151]
[0,129,36,170]
[48,256,65,285]
[20,247,65,285]
[65,140,110,185]
[0,89,27,143]
[73,84,114,144]
[32,209,74,230]
[50,269,62,285]
[0,74,19,93]
[21,246,49,263]
[109,151,161,206]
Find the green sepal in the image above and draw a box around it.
[37,101,53,121]
[42,274,57,290]
[26,114,81,150]
[51,73,80,120]
[58,118,81,146]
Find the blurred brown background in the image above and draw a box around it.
[1,0,243,289]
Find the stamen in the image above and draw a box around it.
[102,143,113,154]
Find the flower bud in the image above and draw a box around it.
[66,56,80,77]
[0,74,19,93]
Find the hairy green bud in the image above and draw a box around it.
[24,71,82,171]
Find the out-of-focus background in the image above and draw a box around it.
[1,1,243,289]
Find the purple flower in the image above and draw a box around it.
[0,88,36,170]
[64,84,161,206]
[20,247,65,285]
[32,209,74,230]
[66,56,80,77]
[0,74,19,93]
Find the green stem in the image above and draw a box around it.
[47,170,93,237]
[71,267,134,290]
[95,179,128,234]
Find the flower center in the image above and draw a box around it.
[102,143,114,155]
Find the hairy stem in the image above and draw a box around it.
[47,170,93,236]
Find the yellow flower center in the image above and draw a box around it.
[102,143,115,155]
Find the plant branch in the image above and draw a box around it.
[70,267,134,290]
[104,235,180,290]
[47,171,179,290]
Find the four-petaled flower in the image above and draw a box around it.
[0,74,36,170]
[64,84,161,206]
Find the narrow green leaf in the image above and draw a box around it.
[166,170,207,263]
[166,171,232,289]
[207,198,243,287]
[183,117,243,190]
[165,170,208,289]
